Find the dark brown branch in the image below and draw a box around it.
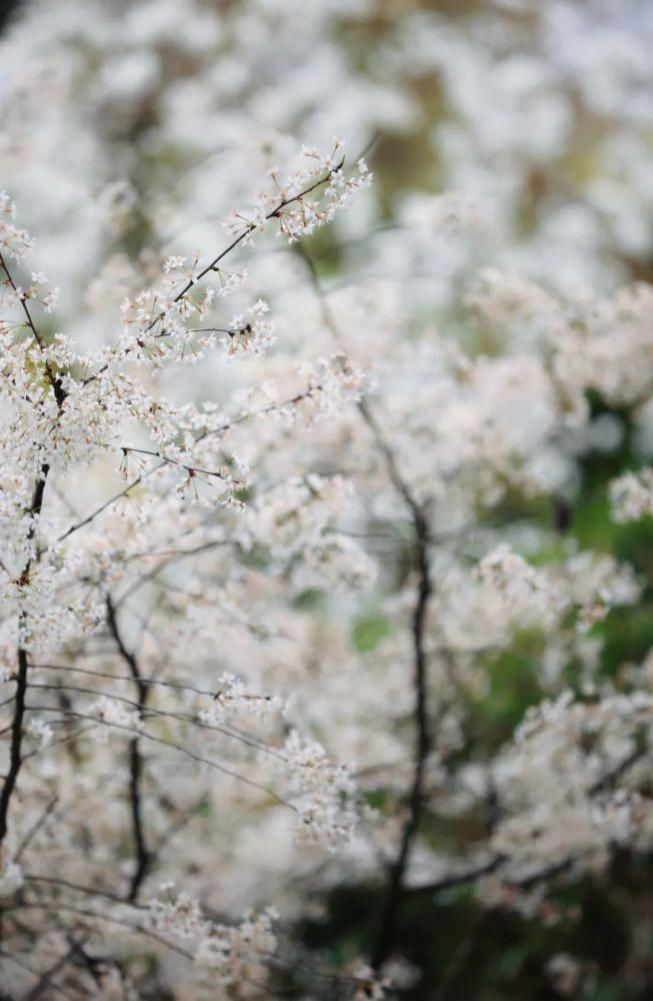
[403,751,645,902]
[0,251,45,348]
[0,462,51,847]
[404,855,506,898]
[120,445,229,481]
[404,854,578,899]
[106,597,151,903]
[295,241,435,969]
[126,738,149,902]
[371,493,432,969]
[0,647,29,845]
[0,250,67,855]
[23,874,146,909]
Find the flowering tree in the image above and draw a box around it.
[2,1,653,998]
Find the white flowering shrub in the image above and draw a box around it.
[2,0,653,998]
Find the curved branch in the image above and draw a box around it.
[106,597,151,903]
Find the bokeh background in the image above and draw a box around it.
[2,1,653,998]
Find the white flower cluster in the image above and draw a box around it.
[26,716,53,747]
[199,672,285,725]
[243,474,373,593]
[546,953,583,998]
[225,299,276,357]
[436,545,640,667]
[148,887,207,939]
[283,732,358,851]
[564,551,641,632]
[19,270,59,314]
[478,545,565,631]
[292,353,366,424]
[610,468,653,523]
[90,695,143,733]
[492,691,653,873]
[552,284,653,409]
[352,965,390,1000]
[0,190,34,260]
[148,887,278,992]
[195,908,278,989]
[226,145,372,245]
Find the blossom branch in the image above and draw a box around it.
[0,251,66,407]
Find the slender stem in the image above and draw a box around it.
[14,797,59,863]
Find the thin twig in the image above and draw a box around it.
[14,797,59,863]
